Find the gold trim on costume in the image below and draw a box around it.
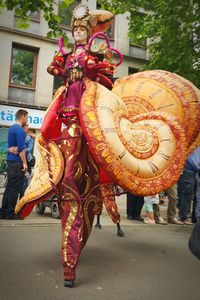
[63,201,78,264]
[67,139,82,163]
[82,173,91,196]
[61,183,80,199]
[88,153,99,181]
[74,160,83,181]
[83,196,97,237]
[78,209,83,242]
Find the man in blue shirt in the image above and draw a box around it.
[0,109,28,219]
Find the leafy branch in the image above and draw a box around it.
[0,0,75,41]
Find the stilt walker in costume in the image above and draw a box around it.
[15,4,119,288]
[15,4,200,288]
[44,5,118,287]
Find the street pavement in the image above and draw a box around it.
[0,193,200,300]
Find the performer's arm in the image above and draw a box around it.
[47,51,66,77]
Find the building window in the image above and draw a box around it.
[9,44,38,89]
[58,0,81,28]
[129,12,147,48]
[128,67,139,75]
[129,36,147,49]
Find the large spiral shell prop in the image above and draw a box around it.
[80,71,200,196]
[113,70,200,153]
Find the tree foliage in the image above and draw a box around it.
[0,0,75,40]
[1,0,199,87]
[98,0,200,88]
[11,47,34,85]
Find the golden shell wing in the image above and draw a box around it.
[15,135,64,217]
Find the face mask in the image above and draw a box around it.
[74,27,88,44]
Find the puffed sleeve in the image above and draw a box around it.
[47,51,66,77]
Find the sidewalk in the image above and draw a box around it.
[0,214,197,300]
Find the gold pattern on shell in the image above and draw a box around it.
[79,77,193,196]
[113,71,200,150]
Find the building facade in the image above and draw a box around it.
[0,0,148,174]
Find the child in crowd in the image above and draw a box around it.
[144,194,160,224]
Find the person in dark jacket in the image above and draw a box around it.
[188,220,200,260]
[179,146,200,224]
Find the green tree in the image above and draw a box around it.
[58,0,77,27]
[98,0,200,88]
[11,48,34,85]
[0,0,75,40]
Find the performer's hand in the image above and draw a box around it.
[87,58,96,65]
[22,162,28,173]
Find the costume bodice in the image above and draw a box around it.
[65,45,87,70]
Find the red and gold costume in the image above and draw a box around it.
[95,183,121,225]
[15,4,200,288]
[40,26,114,282]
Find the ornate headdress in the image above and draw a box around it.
[71,4,114,37]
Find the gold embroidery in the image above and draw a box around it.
[63,201,77,264]
[61,183,80,199]
[64,193,75,200]
[68,123,82,137]
[62,107,79,112]
[88,153,99,181]
[83,196,97,238]
[82,173,91,196]
[78,210,83,242]
[74,160,83,181]
[67,139,82,163]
